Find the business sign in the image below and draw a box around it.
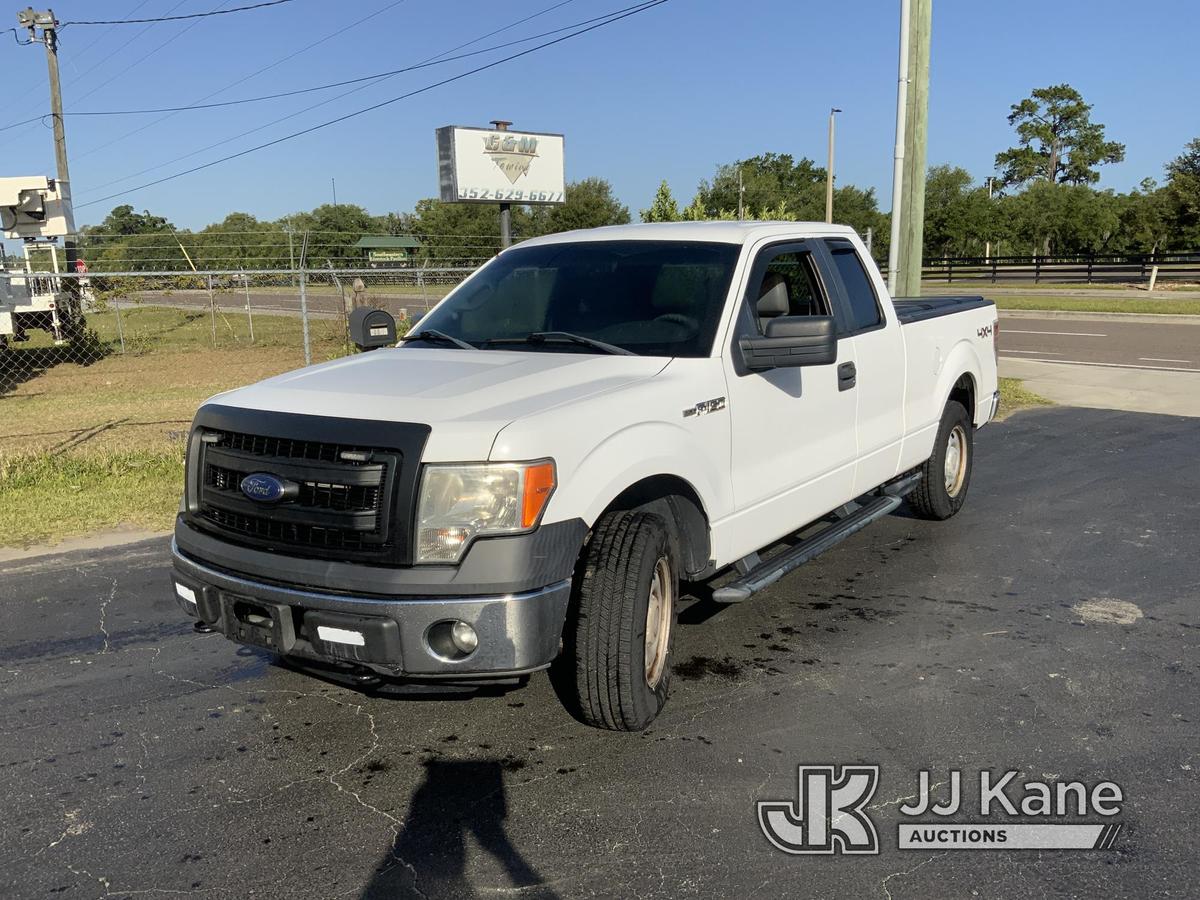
[436,126,565,205]
[368,249,410,263]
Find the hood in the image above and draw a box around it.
[204,347,668,460]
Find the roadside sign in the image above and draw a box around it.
[436,125,565,205]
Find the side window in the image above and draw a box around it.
[749,250,830,335]
[827,243,883,331]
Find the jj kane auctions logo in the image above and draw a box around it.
[759,766,1124,854]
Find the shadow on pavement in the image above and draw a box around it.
[361,759,558,900]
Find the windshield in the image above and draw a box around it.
[410,240,740,357]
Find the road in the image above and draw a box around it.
[999,314,1200,372]
[3,407,1198,898]
[120,288,453,320]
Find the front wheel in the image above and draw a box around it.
[556,510,678,731]
[909,400,974,520]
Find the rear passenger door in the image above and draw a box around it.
[722,241,859,559]
[823,239,905,493]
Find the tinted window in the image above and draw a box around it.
[828,244,882,331]
[414,241,740,357]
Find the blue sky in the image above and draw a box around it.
[2,0,1197,231]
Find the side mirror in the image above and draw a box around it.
[349,307,396,352]
[739,315,837,371]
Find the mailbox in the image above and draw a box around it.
[349,307,397,351]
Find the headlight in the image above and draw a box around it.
[416,460,556,563]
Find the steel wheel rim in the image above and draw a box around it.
[644,557,673,688]
[944,424,968,497]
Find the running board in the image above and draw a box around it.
[711,474,919,604]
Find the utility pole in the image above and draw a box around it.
[17,8,76,270]
[886,0,911,293]
[737,167,745,220]
[892,0,931,298]
[984,176,993,262]
[826,107,842,223]
[491,119,513,248]
[331,177,337,206]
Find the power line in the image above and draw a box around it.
[1,2,648,131]
[75,0,669,210]
[68,0,238,110]
[0,4,191,158]
[60,0,296,27]
[70,0,409,162]
[75,0,613,195]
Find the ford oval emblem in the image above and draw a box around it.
[239,472,297,503]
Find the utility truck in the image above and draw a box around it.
[172,222,999,730]
[0,176,86,347]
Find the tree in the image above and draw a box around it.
[408,199,522,264]
[1114,179,1171,255]
[922,166,995,258]
[641,181,682,222]
[994,84,1125,188]
[280,203,378,266]
[79,205,176,271]
[694,153,825,219]
[91,204,173,236]
[192,212,288,269]
[692,153,887,238]
[1000,182,1121,256]
[527,177,630,234]
[1163,137,1200,247]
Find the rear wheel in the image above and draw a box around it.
[557,510,678,731]
[909,400,974,520]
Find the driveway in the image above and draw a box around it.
[2,407,1197,898]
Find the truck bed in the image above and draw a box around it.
[892,295,993,325]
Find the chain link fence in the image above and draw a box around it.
[0,266,472,458]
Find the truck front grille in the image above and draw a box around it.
[193,427,401,563]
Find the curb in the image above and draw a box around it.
[997,309,1200,325]
[0,529,170,565]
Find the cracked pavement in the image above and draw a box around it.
[2,407,1198,898]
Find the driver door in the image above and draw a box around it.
[721,241,859,560]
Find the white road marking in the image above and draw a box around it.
[1000,356,1200,373]
[1004,330,1107,337]
[1139,357,1192,364]
[1002,349,1063,355]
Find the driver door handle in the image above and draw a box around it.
[838,361,857,391]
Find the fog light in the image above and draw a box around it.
[450,620,478,654]
[426,620,479,661]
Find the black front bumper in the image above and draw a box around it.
[172,542,573,678]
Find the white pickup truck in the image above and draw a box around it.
[172,222,999,730]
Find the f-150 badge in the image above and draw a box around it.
[683,397,726,418]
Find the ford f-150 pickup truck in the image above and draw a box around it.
[171,221,999,730]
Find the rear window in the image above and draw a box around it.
[828,244,883,332]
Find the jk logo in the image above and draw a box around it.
[758,765,880,854]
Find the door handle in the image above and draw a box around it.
[838,361,857,391]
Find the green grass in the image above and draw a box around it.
[993,295,1200,315]
[0,450,184,546]
[997,377,1052,419]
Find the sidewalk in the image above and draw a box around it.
[924,282,1200,301]
[1000,357,1200,417]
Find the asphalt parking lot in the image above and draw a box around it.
[2,406,1197,899]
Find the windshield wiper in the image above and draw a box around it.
[484,331,635,356]
[399,328,474,351]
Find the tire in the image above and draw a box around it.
[909,400,974,520]
[556,510,678,731]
